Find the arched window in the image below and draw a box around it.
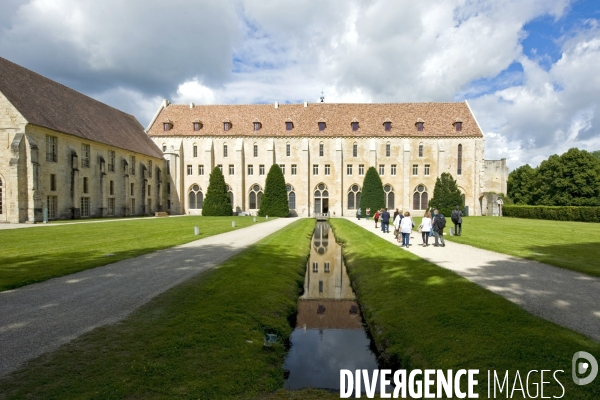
[223,143,228,158]
[457,144,462,175]
[386,142,391,157]
[249,184,263,209]
[287,184,296,209]
[253,143,258,157]
[384,184,395,209]
[347,184,361,210]
[319,142,324,157]
[314,183,329,214]
[193,144,198,158]
[419,143,423,157]
[413,185,428,210]
[286,142,291,157]
[352,142,358,157]
[188,185,203,209]
[225,184,233,208]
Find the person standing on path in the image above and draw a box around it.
[357,208,362,220]
[419,212,432,246]
[393,212,402,243]
[451,206,463,236]
[393,208,399,221]
[366,208,371,221]
[399,211,413,248]
[432,209,446,247]
[374,209,380,229]
[381,208,391,233]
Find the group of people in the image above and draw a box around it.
[358,205,465,248]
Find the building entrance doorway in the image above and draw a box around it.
[314,183,329,215]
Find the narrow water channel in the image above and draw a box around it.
[283,221,379,391]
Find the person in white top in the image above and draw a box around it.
[399,211,413,248]
[419,212,433,247]
[393,212,402,243]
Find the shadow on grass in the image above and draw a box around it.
[0,219,315,399]
[330,219,600,399]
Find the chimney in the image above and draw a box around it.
[190,102,195,108]
[274,101,279,109]
[304,101,308,108]
[161,99,170,108]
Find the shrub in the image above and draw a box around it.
[359,167,385,215]
[428,172,463,217]
[202,167,232,216]
[258,165,289,217]
[503,206,600,222]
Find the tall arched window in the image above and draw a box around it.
[253,143,258,157]
[457,144,462,175]
[384,184,395,209]
[386,142,391,157]
[188,185,204,209]
[347,184,361,210]
[314,183,329,214]
[287,184,296,209]
[249,184,263,209]
[413,185,428,210]
[319,142,324,156]
[223,143,228,158]
[419,143,423,157]
[352,142,358,157]
[225,185,234,208]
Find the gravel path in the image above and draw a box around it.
[0,217,297,377]
[345,216,600,342]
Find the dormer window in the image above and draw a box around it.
[193,122,202,131]
[384,121,392,131]
[253,122,261,131]
[163,122,172,131]
[318,122,326,131]
[286,121,293,131]
[224,122,231,131]
[416,122,424,131]
[453,119,463,132]
[351,122,359,131]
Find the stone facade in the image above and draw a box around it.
[149,101,505,217]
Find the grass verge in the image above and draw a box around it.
[0,216,271,291]
[0,219,318,399]
[330,218,600,399]
[437,216,600,277]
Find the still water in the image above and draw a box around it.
[283,221,379,390]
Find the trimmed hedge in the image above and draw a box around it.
[503,205,600,222]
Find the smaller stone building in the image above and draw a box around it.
[0,57,166,223]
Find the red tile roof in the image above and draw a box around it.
[148,101,483,138]
[0,57,163,159]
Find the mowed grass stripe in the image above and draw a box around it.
[0,216,270,291]
[434,216,600,277]
[330,218,600,399]
[0,219,316,399]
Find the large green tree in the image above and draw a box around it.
[258,165,289,217]
[202,167,232,216]
[591,150,600,159]
[532,148,600,206]
[507,164,537,205]
[428,172,463,217]
[359,167,385,215]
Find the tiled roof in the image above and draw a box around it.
[148,101,483,138]
[0,57,163,159]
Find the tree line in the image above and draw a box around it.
[508,148,600,206]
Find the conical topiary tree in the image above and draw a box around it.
[359,166,385,216]
[202,167,232,216]
[258,164,289,217]
[428,172,463,217]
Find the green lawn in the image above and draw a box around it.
[439,216,600,277]
[330,218,600,399]
[0,216,270,291]
[0,219,318,399]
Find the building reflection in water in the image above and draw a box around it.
[284,221,378,391]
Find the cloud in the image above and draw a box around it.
[1,0,598,171]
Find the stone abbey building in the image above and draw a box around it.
[0,57,165,223]
[0,56,507,223]
[147,100,507,217]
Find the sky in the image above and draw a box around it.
[1,0,599,170]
